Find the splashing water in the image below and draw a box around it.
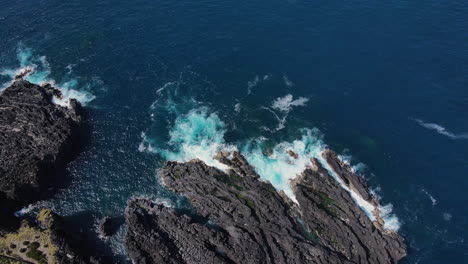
[0,46,96,107]
[141,107,237,170]
[242,128,326,202]
[141,104,401,231]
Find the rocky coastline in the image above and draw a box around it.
[0,79,407,263]
[0,79,107,264]
[124,151,407,264]
[0,79,83,222]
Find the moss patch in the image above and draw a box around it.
[214,173,244,191]
[298,184,338,217]
[235,193,256,208]
[26,242,47,264]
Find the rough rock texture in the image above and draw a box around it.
[0,79,83,209]
[124,151,407,264]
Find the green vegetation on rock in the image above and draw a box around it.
[214,173,244,191]
[26,242,47,264]
[0,210,58,264]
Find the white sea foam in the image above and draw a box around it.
[443,213,452,221]
[242,128,400,231]
[261,106,288,131]
[337,152,367,175]
[247,75,260,95]
[272,94,309,112]
[263,74,272,81]
[412,118,468,140]
[260,94,309,131]
[0,46,95,107]
[379,204,401,231]
[283,74,294,87]
[142,107,237,171]
[242,128,325,202]
[422,189,437,206]
[234,103,241,113]
[14,204,37,217]
[156,81,178,95]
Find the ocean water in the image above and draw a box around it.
[1,0,467,263]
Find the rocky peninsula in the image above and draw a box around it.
[0,79,105,264]
[124,151,407,263]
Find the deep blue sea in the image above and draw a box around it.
[1,0,467,263]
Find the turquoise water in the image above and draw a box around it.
[1,0,468,262]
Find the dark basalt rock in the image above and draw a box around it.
[98,216,118,237]
[124,151,407,264]
[0,79,83,218]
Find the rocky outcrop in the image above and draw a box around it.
[124,151,407,264]
[0,79,83,218]
[0,209,88,264]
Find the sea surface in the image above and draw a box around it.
[1,0,467,263]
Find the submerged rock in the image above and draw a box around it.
[124,151,406,264]
[0,79,83,220]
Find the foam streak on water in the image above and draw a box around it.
[0,46,95,107]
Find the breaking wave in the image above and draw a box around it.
[242,128,326,201]
[140,107,237,170]
[0,46,96,107]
